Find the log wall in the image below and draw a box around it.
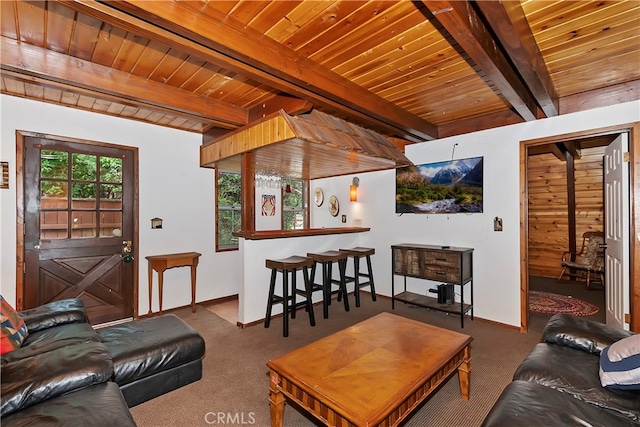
[527,146,605,278]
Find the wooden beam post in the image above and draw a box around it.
[241,153,256,232]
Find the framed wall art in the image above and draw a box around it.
[0,161,8,189]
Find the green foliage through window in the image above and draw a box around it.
[41,151,122,199]
[283,178,305,230]
[217,172,242,249]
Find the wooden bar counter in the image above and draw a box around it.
[233,227,371,326]
[233,227,370,240]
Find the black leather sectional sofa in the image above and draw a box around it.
[1,299,205,426]
[482,314,640,427]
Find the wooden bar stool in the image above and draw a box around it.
[339,247,377,307]
[264,255,315,337]
[306,250,350,319]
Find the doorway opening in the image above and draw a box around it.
[520,124,638,333]
[526,136,613,328]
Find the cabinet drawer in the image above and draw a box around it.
[423,251,460,268]
[423,266,460,283]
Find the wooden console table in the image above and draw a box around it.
[146,252,201,314]
[391,244,473,327]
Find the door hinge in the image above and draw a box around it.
[623,152,630,162]
[23,262,26,273]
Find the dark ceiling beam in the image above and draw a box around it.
[70,0,438,142]
[550,143,566,161]
[0,36,247,128]
[421,1,540,122]
[474,0,559,117]
[562,141,582,160]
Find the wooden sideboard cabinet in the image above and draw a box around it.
[391,244,473,327]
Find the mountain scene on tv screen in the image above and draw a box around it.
[396,157,483,214]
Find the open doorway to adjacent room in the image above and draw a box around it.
[521,123,639,333]
[526,135,612,327]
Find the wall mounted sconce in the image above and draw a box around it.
[151,217,163,229]
[350,177,359,202]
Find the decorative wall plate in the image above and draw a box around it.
[328,195,339,217]
[314,187,324,207]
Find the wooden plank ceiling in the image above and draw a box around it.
[1,1,639,177]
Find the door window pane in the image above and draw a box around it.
[41,180,68,200]
[71,211,96,238]
[100,184,122,203]
[40,211,68,239]
[72,183,96,209]
[100,211,122,237]
[41,151,68,179]
[72,153,96,180]
[100,157,122,183]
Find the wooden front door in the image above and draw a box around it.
[22,135,136,325]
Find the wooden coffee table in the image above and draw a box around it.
[267,312,472,427]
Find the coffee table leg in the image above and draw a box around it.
[269,371,285,427]
[458,346,471,400]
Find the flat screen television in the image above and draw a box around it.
[395,156,483,214]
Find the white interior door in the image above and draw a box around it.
[604,133,629,329]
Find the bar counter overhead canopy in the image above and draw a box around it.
[200,109,413,180]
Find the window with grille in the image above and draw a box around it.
[283,178,306,230]
[216,171,241,251]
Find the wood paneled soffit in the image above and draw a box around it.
[89,0,439,142]
[0,36,247,128]
[421,1,541,122]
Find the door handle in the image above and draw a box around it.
[598,243,608,249]
[122,240,134,263]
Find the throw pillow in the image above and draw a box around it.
[599,334,640,390]
[1,295,29,354]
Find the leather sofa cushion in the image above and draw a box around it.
[514,342,640,422]
[2,322,101,364]
[98,314,205,386]
[18,299,88,333]
[1,342,113,417]
[1,382,136,427]
[543,313,634,354]
[481,380,640,427]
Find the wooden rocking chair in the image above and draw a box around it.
[558,231,605,288]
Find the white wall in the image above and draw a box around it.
[2,94,638,327]
[355,101,639,327]
[0,95,239,314]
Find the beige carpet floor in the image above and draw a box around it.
[129,294,547,427]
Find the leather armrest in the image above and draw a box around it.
[1,342,112,417]
[543,313,634,354]
[18,299,88,333]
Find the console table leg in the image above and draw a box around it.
[147,264,153,315]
